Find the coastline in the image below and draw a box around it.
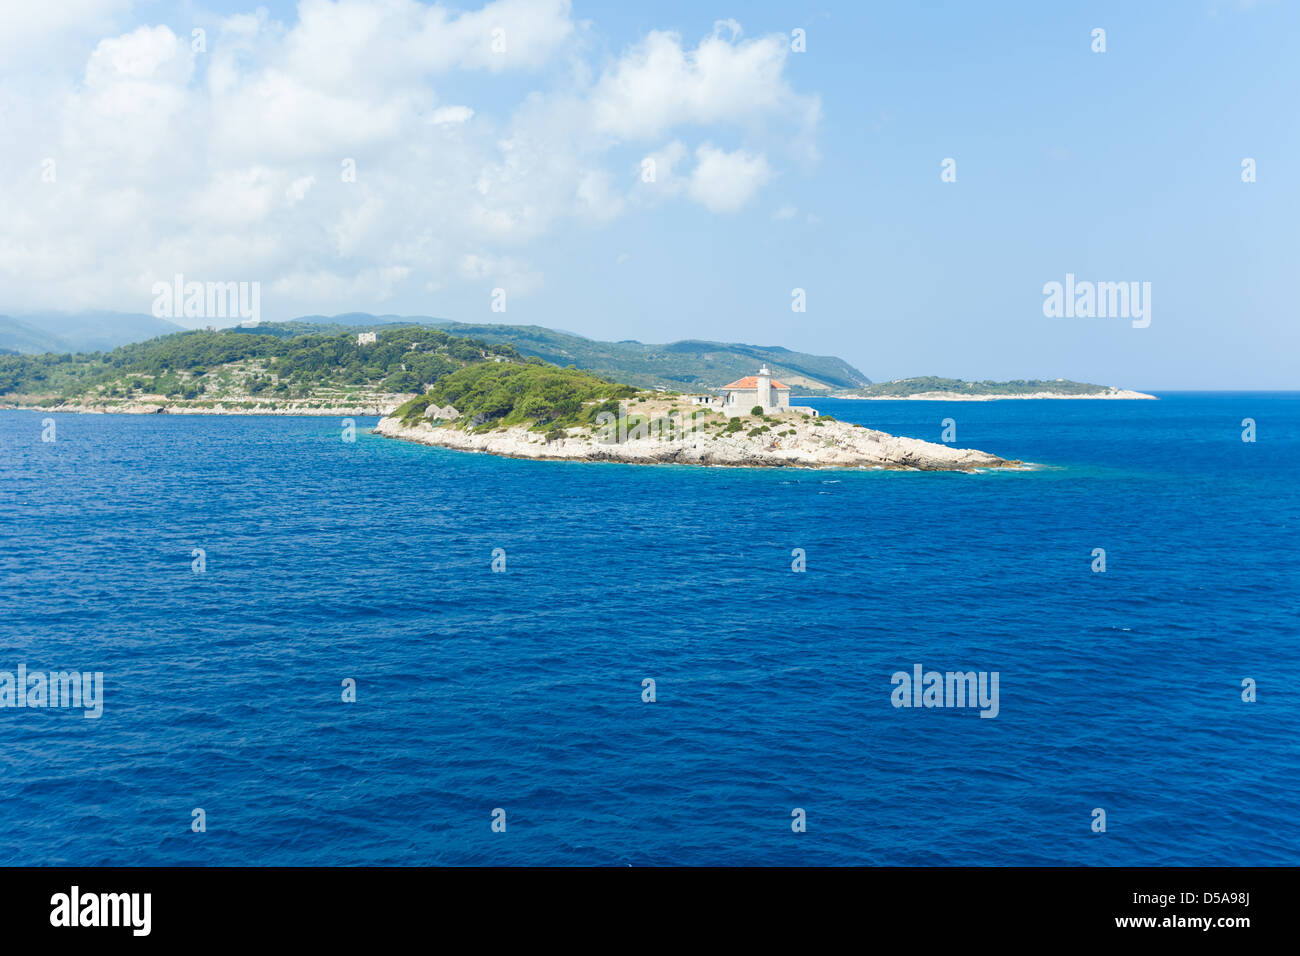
[374,415,1024,471]
[0,401,392,416]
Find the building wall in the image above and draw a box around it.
[728,388,759,410]
[723,387,794,416]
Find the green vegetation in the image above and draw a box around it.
[750,405,763,416]
[429,321,871,390]
[392,361,637,430]
[1,312,875,391]
[0,325,519,404]
[852,377,1121,397]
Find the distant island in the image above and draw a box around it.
[837,377,1156,401]
[376,362,1022,472]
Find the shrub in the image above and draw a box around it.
[750,405,763,416]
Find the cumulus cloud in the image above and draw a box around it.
[590,23,820,141]
[286,176,316,203]
[430,106,475,125]
[0,2,819,317]
[0,0,131,63]
[687,145,773,213]
[631,140,688,202]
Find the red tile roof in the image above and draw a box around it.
[722,376,790,390]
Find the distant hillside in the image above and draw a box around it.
[0,310,869,391]
[850,377,1152,398]
[252,315,870,390]
[0,325,520,412]
[0,316,65,354]
[0,311,186,354]
[426,322,871,391]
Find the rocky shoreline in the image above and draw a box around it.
[374,415,1024,471]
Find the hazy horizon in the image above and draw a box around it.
[3,307,1299,391]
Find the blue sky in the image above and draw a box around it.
[2,1,1296,388]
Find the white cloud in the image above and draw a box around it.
[282,0,576,89]
[630,140,688,204]
[430,106,475,125]
[458,253,542,295]
[0,4,818,316]
[0,0,130,63]
[286,176,316,203]
[590,24,820,141]
[575,168,625,222]
[687,145,773,213]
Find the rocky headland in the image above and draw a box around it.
[375,411,1023,471]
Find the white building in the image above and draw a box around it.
[722,365,790,414]
[720,365,818,418]
[356,331,378,345]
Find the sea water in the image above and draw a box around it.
[0,394,1295,865]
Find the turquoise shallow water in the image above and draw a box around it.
[0,393,1296,865]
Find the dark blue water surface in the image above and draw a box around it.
[1,394,1296,866]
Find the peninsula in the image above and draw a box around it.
[375,361,1021,471]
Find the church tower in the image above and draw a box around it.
[756,365,772,409]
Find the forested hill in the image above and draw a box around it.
[0,312,871,392]
[428,322,871,391]
[0,325,520,408]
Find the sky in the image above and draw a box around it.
[1,0,1296,388]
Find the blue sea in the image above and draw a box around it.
[1,394,1296,866]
